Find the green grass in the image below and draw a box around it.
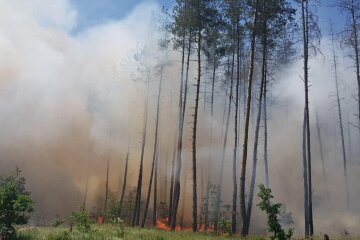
[16,225,360,240]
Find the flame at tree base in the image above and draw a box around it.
[155,218,214,232]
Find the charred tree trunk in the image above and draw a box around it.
[153,150,159,226]
[232,22,241,234]
[171,30,192,230]
[191,28,202,233]
[315,111,326,180]
[132,74,150,227]
[214,51,235,232]
[240,2,259,236]
[331,31,350,209]
[204,57,217,232]
[104,158,110,211]
[263,70,269,188]
[303,107,310,237]
[119,147,130,215]
[141,65,163,227]
[301,0,314,236]
[245,36,267,233]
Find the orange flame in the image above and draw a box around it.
[155,217,215,233]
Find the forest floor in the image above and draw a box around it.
[16,225,360,240]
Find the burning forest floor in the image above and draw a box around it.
[16,225,360,240]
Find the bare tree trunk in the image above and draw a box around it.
[303,107,310,237]
[141,65,163,227]
[301,0,314,235]
[214,52,234,232]
[315,111,326,180]
[83,173,89,209]
[180,166,187,228]
[171,30,192,230]
[204,58,217,232]
[153,150,159,226]
[168,139,176,225]
[240,2,259,236]
[132,74,150,226]
[232,22,241,234]
[104,158,110,211]
[263,70,269,188]
[331,30,350,209]
[119,147,130,215]
[245,37,267,233]
[191,28,202,233]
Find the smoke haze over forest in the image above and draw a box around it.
[0,0,359,237]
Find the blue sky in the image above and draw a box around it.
[71,0,175,32]
[70,0,344,35]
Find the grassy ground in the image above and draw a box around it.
[16,225,360,240]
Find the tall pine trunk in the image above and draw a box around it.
[119,147,130,215]
[245,36,267,233]
[141,65,163,227]
[315,111,326,180]
[104,159,110,211]
[263,70,269,187]
[302,107,310,237]
[214,51,234,231]
[191,28,202,233]
[132,74,150,226]
[301,0,314,236]
[240,2,259,236]
[171,31,192,230]
[331,31,350,209]
[232,22,241,234]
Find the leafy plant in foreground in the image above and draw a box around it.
[70,207,92,233]
[257,184,293,240]
[0,168,33,240]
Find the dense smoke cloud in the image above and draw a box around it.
[0,0,359,236]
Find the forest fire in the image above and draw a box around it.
[155,218,192,231]
[155,218,214,232]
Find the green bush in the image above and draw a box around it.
[70,207,92,233]
[257,184,293,240]
[0,168,33,240]
[218,217,232,236]
[110,217,126,238]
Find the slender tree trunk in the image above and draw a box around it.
[301,0,314,236]
[171,30,192,230]
[240,2,259,236]
[180,166,187,228]
[245,37,267,233]
[153,150,159,226]
[232,22,241,234]
[169,138,176,224]
[191,28,202,233]
[104,158,110,211]
[141,65,163,227]
[169,31,186,225]
[263,70,269,187]
[204,59,217,232]
[303,107,310,237]
[132,74,150,226]
[331,31,350,209]
[315,111,326,180]
[214,53,234,232]
[119,147,130,215]
[83,174,89,209]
